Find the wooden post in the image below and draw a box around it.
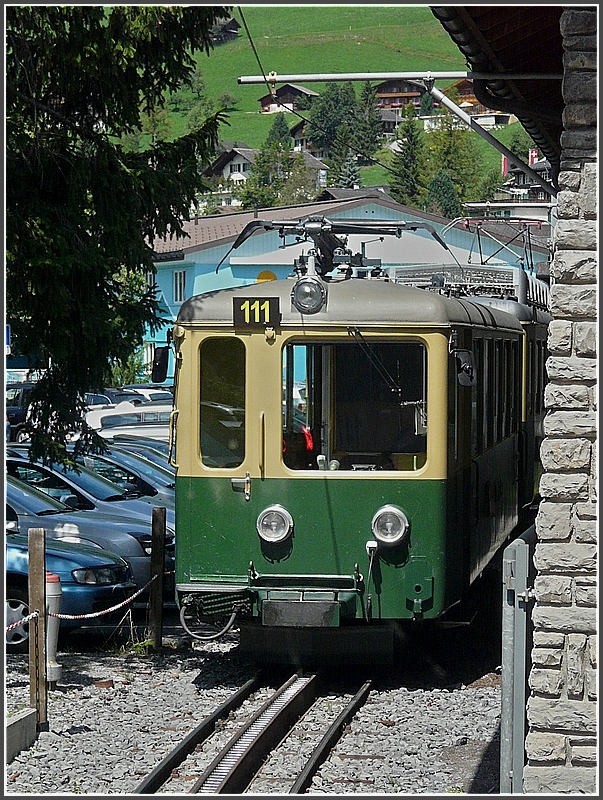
[28,528,48,731]
[148,507,166,650]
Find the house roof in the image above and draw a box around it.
[202,147,258,177]
[430,6,564,182]
[258,83,320,102]
[151,195,550,265]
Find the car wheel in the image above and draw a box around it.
[6,584,30,653]
[16,429,31,443]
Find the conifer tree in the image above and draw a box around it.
[266,112,292,147]
[388,107,424,208]
[327,123,352,186]
[425,169,463,219]
[336,154,361,189]
[353,81,382,163]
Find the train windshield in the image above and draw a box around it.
[283,340,427,471]
[199,338,245,468]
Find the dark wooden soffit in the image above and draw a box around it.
[430,6,564,181]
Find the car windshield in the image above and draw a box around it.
[49,462,142,501]
[108,449,174,484]
[6,476,69,514]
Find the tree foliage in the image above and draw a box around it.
[266,112,292,147]
[388,108,424,208]
[425,169,463,219]
[423,97,483,203]
[353,81,382,162]
[305,82,357,155]
[6,5,230,463]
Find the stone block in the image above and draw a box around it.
[540,438,591,471]
[566,634,588,697]
[527,696,597,733]
[574,322,597,356]
[529,667,564,695]
[554,219,597,250]
[539,472,589,501]
[550,284,597,317]
[535,502,572,540]
[525,732,566,761]
[532,605,597,635]
[523,766,597,794]
[533,543,596,572]
[533,575,572,604]
[544,383,590,409]
[543,410,597,437]
[550,250,596,282]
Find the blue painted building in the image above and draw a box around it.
[148,191,551,374]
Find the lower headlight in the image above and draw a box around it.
[371,505,409,546]
[257,505,294,543]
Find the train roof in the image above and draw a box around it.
[177,277,524,331]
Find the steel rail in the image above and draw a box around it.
[289,679,373,794]
[132,674,261,794]
[191,672,318,794]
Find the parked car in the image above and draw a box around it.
[5,382,36,442]
[86,402,172,441]
[72,449,175,509]
[5,455,176,529]
[6,474,175,602]
[10,442,175,507]
[100,388,147,405]
[121,387,173,403]
[107,436,174,470]
[6,531,136,653]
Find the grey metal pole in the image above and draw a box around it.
[426,85,557,198]
[237,71,562,84]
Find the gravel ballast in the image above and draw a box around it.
[5,621,502,795]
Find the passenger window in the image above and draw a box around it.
[199,338,245,468]
[282,340,427,471]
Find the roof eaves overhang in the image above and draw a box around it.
[430,6,564,184]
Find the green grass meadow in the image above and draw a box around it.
[169,6,529,187]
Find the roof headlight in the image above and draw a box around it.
[371,505,409,546]
[291,276,326,315]
[256,505,294,544]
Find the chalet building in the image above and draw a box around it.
[445,78,488,114]
[201,144,328,208]
[258,83,319,114]
[290,119,329,161]
[210,17,240,44]
[374,79,424,109]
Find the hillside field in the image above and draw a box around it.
[167,7,530,188]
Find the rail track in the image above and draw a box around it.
[134,670,372,795]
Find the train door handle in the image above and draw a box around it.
[259,411,265,478]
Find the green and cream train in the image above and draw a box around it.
[154,216,550,664]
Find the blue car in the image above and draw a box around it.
[6,531,136,653]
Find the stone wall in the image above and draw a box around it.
[524,7,597,794]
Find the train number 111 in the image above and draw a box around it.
[241,300,270,323]
[233,297,280,328]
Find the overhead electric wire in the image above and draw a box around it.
[236,6,401,179]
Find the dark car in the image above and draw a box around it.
[6,474,175,602]
[5,382,35,442]
[6,531,136,653]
